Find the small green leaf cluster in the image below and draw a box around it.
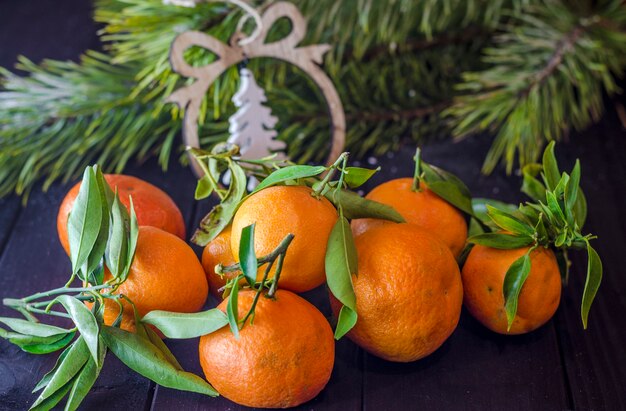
[1,165,218,410]
[468,142,602,330]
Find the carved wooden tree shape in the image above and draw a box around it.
[227,68,286,159]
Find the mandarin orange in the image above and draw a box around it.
[351,178,467,256]
[199,289,334,408]
[461,244,561,334]
[57,174,186,255]
[230,185,337,293]
[98,226,208,332]
[330,223,463,362]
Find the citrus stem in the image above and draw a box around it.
[266,251,286,299]
[217,234,295,274]
[412,147,422,192]
[312,152,349,198]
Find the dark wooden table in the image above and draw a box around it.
[2,2,626,410]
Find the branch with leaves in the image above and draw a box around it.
[467,142,602,329]
[0,166,219,410]
[5,0,623,199]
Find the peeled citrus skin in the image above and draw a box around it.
[201,225,237,298]
[351,178,467,257]
[461,245,561,335]
[230,185,338,293]
[199,289,335,408]
[99,226,208,332]
[57,174,186,255]
[331,223,463,362]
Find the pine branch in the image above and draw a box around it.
[447,0,626,174]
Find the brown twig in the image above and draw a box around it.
[519,25,584,98]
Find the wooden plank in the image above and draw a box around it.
[150,197,365,411]
[0,196,22,256]
[553,117,626,410]
[361,141,569,410]
[0,159,197,410]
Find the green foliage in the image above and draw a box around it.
[448,0,626,173]
[1,0,625,198]
[0,165,216,410]
[468,142,602,329]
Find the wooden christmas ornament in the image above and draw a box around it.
[166,1,345,176]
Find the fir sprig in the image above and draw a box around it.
[448,0,626,173]
[2,0,625,198]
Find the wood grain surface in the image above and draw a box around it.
[1,1,625,410]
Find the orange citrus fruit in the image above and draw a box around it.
[461,244,561,334]
[330,223,463,362]
[201,225,237,298]
[230,185,337,293]
[199,289,334,408]
[351,178,467,257]
[57,174,186,255]
[98,226,208,332]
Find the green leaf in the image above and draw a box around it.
[101,326,218,396]
[521,163,546,202]
[53,295,100,366]
[503,251,532,331]
[565,160,581,216]
[468,233,534,249]
[64,337,107,411]
[82,166,112,283]
[31,337,89,409]
[105,191,130,279]
[421,163,474,215]
[486,205,535,237]
[573,188,587,228]
[30,378,74,411]
[227,279,240,339]
[144,325,183,370]
[545,191,566,223]
[20,331,75,355]
[238,224,257,285]
[142,309,228,339]
[334,306,357,340]
[0,317,72,337]
[125,196,139,281]
[581,241,602,329]
[192,162,247,246]
[253,165,326,193]
[195,175,214,200]
[67,167,103,276]
[325,216,358,338]
[33,345,72,393]
[472,198,517,222]
[327,189,404,222]
[542,141,560,190]
[343,166,379,188]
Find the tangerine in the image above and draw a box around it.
[230,185,337,293]
[199,289,334,408]
[58,174,186,255]
[461,244,561,334]
[351,178,467,257]
[330,223,463,362]
[98,226,208,332]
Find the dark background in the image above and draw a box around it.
[1,1,626,410]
